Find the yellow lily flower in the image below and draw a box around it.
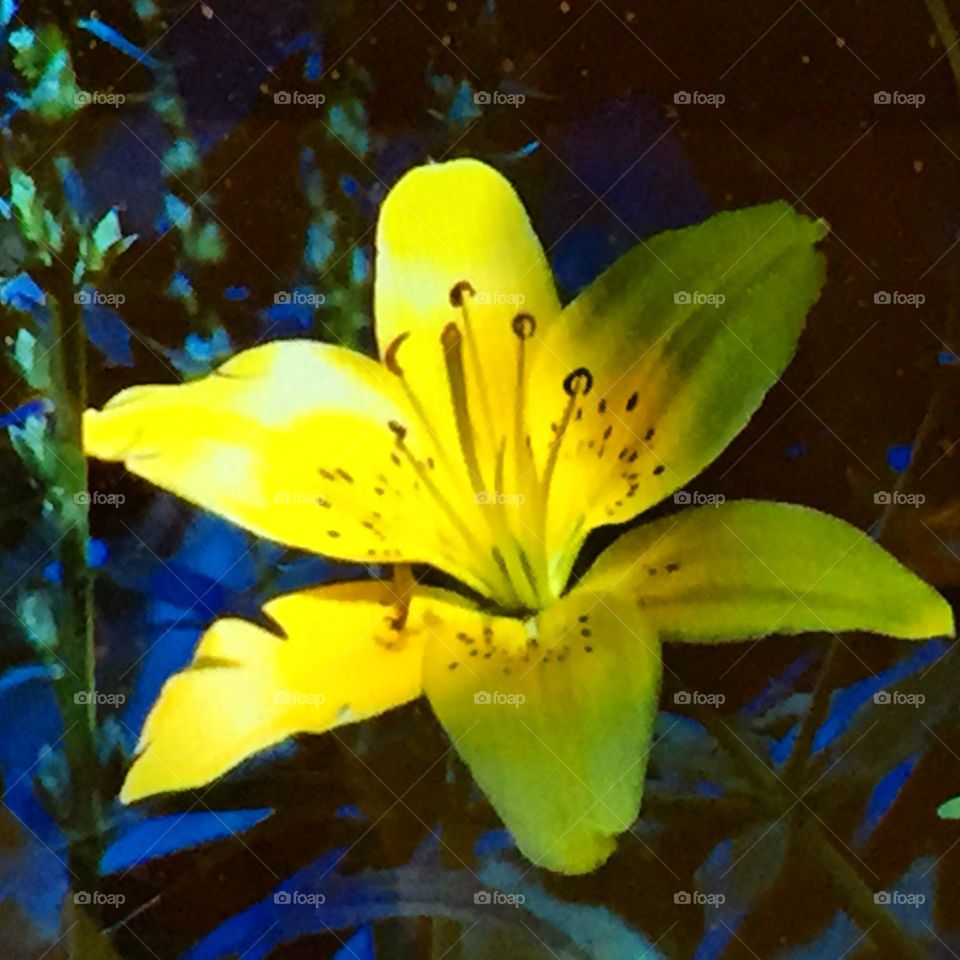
[84,159,953,875]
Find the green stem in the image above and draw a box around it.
[925,0,960,100]
[708,719,930,960]
[45,261,103,903]
[780,636,840,789]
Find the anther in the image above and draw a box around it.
[512,313,536,340]
[563,367,594,397]
[387,420,408,443]
[449,280,475,307]
[384,332,410,375]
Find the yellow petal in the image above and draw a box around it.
[375,159,562,601]
[419,587,661,874]
[122,581,428,802]
[530,203,827,592]
[85,340,512,604]
[583,500,954,642]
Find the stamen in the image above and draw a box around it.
[441,322,486,492]
[383,332,410,375]
[388,563,415,631]
[511,313,536,483]
[449,280,475,307]
[387,416,506,600]
[563,367,594,397]
[449,280,497,461]
[539,367,593,546]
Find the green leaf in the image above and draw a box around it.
[586,500,955,642]
[938,796,960,819]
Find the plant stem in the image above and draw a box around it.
[925,0,960,100]
[708,718,930,960]
[46,261,103,901]
[780,636,840,788]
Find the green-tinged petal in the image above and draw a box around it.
[420,588,661,874]
[531,203,827,592]
[84,340,514,605]
[122,582,429,802]
[583,500,954,642]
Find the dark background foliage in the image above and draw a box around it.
[2,1,960,957]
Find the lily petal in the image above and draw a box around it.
[375,159,561,534]
[583,500,954,643]
[421,588,661,874]
[531,203,827,591]
[121,581,428,802]
[84,340,511,602]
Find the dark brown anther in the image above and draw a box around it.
[512,313,536,339]
[449,280,476,307]
[563,367,594,397]
[383,331,410,375]
[387,420,408,443]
